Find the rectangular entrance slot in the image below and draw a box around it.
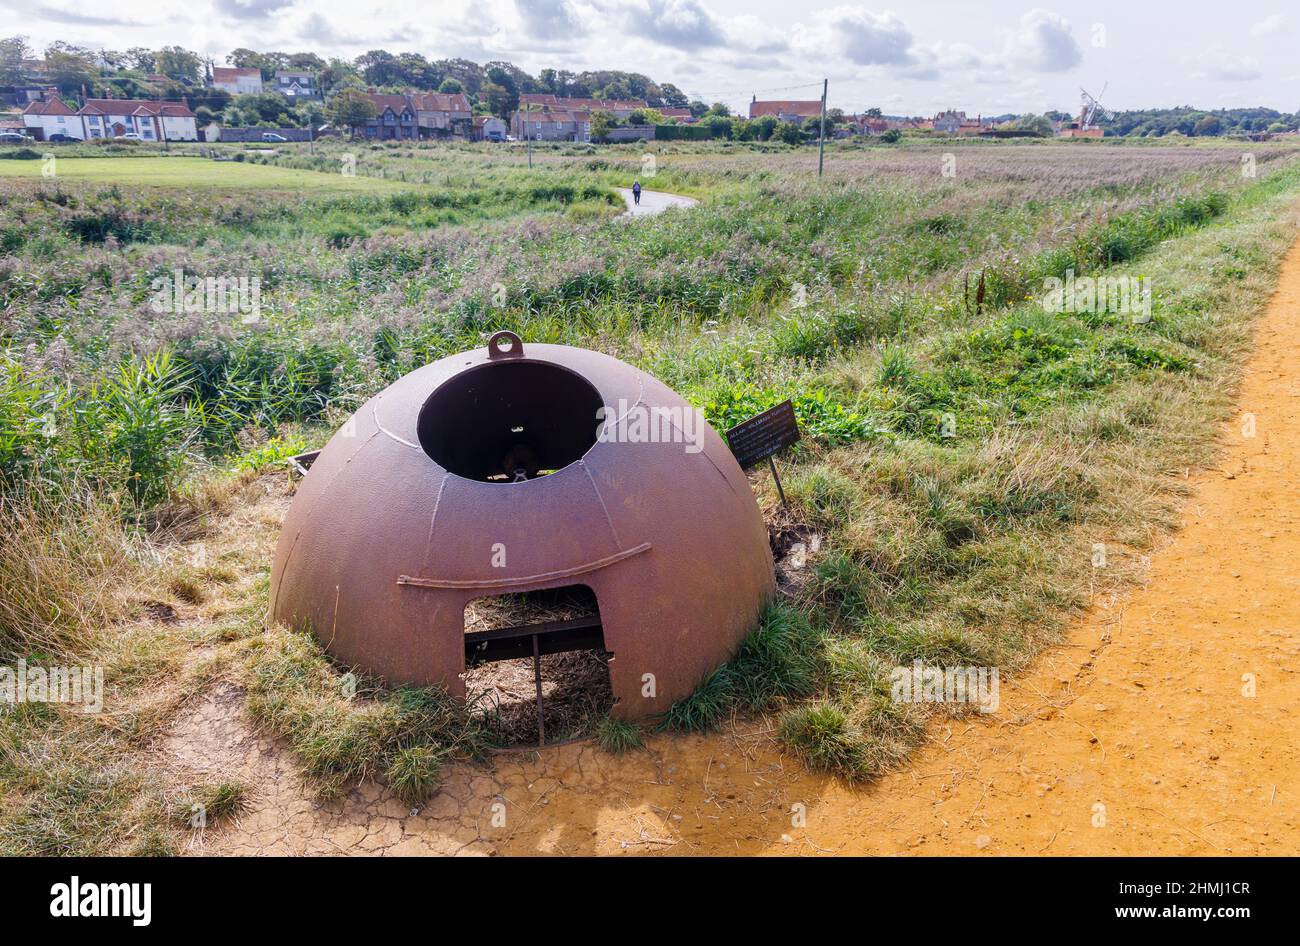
[461,585,612,747]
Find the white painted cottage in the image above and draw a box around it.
[22,90,81,139]
[79,98,199,142]
[211,67,264,96]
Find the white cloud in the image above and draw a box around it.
[298,12,354,45]
[33,4,142,25]
[620,0,727,50]
[1002,9,1081,72]
[724,15,788,55]
[794,8,1086,84]
[794,6,928,75]
[1196,47,1263,81]
[514,0,585,39]
[828,8,914,66]
[1250,14,1286,36]
[213,0,293,20]
[902,40,985,81]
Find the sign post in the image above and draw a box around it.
[725,400,801,507]
[818,78,827,178]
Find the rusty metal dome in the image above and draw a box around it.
[269,332,775,719]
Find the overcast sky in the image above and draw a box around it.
[3,0,1297,115]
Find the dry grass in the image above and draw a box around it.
[0,473,286,855]
[0,484,141,659]
[243,625,486,801]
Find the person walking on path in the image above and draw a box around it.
[632,179,642,205]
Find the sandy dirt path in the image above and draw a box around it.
[616,187,698,216]
[185,233,1300,857]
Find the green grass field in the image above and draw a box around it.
[0,155,406,192]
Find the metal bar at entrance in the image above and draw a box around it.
[463,615,607,748]
[464,615,603,664]
[532,633,545,747]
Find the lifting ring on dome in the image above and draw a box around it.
[487,330,524,359]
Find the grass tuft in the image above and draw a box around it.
[385,746,444,805]
[657,602,821,731]
[595,715,645,754]
[778,703,871,779]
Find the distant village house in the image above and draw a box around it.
[473,115,507,141]
[210,67,264,96]
[22,89,197,141]
[273,71,321,101]
[931,110,984,135]
[511,94,659,142]
[512,106,592,142]
[748,97,822,122]
[349,90,471,139]
[657,107,695,122]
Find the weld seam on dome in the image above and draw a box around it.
[698,440,738,490]
[302,428,381,529]
[271,529,301,609]
[396,541,652,590]
[606,378,646,426]
[373,402,420,450]
[661,408,739,493]
[580,459,623,550]
[422,470,450,570]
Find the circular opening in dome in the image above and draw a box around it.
[417,360,603,483]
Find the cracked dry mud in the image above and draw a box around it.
[167,232,1300,856]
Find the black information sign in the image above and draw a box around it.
[726,399,800,471]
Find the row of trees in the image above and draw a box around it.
[1,37,700,126]
[0,36,206,90]
[589,106,834,145]
[1104,106,1299,137]
[13,36,1294,139]
[219,49,696,121]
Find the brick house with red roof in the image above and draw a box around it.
[78,97,198,141]
[748,98,822,121]
[511,106,592,142]
[358,93,418,139]
[408,91,472,137]
[658,107,695,122]
[350,91,471,139]
[519,94,646,116]
[22,89,198,141]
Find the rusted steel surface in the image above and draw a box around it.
[269,332,775,719]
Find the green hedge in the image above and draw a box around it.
[654,124,713,141]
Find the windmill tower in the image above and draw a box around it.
[1079,83,1109,132]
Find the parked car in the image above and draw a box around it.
[47,133,78,143]
[118,133,141,141]
[261,132,288,143]
[0,132,31,143]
